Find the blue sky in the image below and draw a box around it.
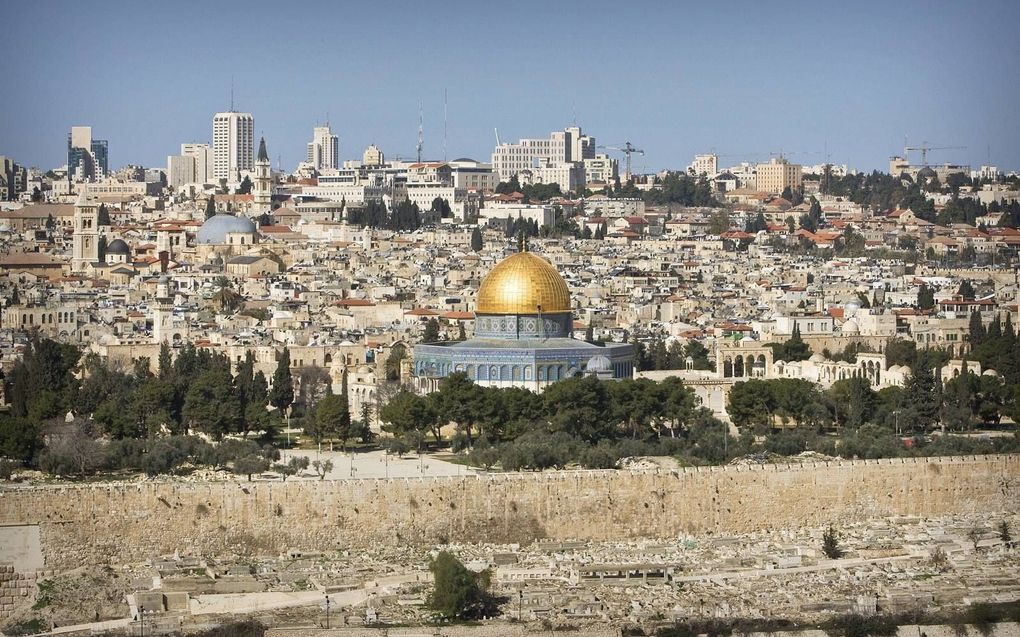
[2,0,1018,174]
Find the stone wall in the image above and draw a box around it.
[0,563,36,621]
[0,455,1016,572]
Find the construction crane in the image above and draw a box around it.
[904,142,966,166]
[598,142,644,181]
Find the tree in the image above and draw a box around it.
[385,344,406,381]
[427,551,495,621]
[268,348,294,412]
[726,379,776,429]
[183,369,240,438]
[236,175,253,195]
[423,318,441,342]
[958,280,975,300]
[232,455,270,481]
[380,390,438,448]
[969,310,986,346]
[822,525,844,559]
[771,325,811,362]
[205,196,216,219]
[316,393,354,450]
[311,459,333,480]
[97,203,111,226]
[274,455,309,480]
[707,209,730,235]
[999,520,1013,548]
[211,276,243,314]
[158,342,173,380]
[917,283,935,311]
[827,378,877,429]
[434,372,485,443]
[470,227,483,252]
[542,376,614,443]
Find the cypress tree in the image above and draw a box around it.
[269,347,294,411]
[968,310,985,346]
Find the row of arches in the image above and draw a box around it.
[722,354,768,378]
[20,311,73,325]
[416,361,581,383]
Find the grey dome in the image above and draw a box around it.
[196,214,257,244]
[106,239,130,255]
[586,354,612,373]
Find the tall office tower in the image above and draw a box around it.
[307,125,339,170]
[212,112,254,180]
[67,126,109,183]
[181,143,213,182]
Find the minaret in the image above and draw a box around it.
[71,191,100,273]
[153,274,174,344]
[254,137,271,212]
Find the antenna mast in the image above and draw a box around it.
[230,75,234,111]
[416,99,424,163]
[443,89,448,163]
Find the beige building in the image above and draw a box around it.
[755,157,802,194]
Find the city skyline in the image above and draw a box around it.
[2,0,1019,174]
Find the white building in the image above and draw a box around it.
[307,125,339,171]
[181,143,213,182]
[167,154,195,189]
[448,158,498,192]
[479,203,555,229]
[491,126,595,183]
[522,157,585,192]
[212,111,254,180]
[689,154,718,177]
[583,154,618,185]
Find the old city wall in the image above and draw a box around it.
[0,455,1016,572]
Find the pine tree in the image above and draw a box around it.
[205,196,216,220]
[470,227,483,252]
[97,204,111,226]
[268,347,294,411]
[822,525,844,559]
[423,318,441,342]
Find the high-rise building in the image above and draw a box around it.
[212,112,254,180]
[755,157,802,195]
[307,125,339,171]
[167,155,195,189]
[67,126,109,183]
[0,156,28,201]
[181,143,213,182]
[168,143,214,188]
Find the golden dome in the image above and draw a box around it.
[476,252,571,315]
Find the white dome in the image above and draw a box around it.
[586,354,612,373]
[809,353,825,363]
[842,319,860,334]
[196,214,257,244]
